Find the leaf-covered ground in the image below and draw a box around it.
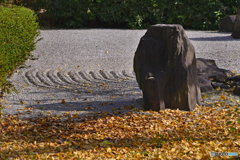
[0,90,240,160]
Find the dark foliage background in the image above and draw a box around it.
[1,0,240,29]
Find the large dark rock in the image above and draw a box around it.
[134,24,201,112]
[220,15,236,32]
[232,4,240,38]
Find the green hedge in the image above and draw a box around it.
[0,5,41,97]
[3,0,240,30]
[14,0,239,30]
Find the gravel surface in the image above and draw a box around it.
[1,29,240,120]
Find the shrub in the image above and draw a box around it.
[26,0,166,29]
[28,0,92,28]
[26,0,240,30]
[0,5,41,97]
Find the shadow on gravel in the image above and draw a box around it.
[39,28,147,31]
[3,82,145,120]
[189,35,240,41]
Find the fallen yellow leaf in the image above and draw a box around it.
[219,95,227,100]
[202,94,208,99]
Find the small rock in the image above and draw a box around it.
[211,82,230,89]
[233,86,240,95]
[197,76,214,92]
[232,81,240,87]
[232,4,240,39]
[226,75,240,81]
[196,58,234,92]
[219,15,236,32]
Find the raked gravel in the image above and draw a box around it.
[1,29,240,121]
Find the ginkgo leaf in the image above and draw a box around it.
[230,87,236,92]
[202,94,208,99]
[106,51,108,53]
[58,69,61,71]
[219,95,227,100]
[77,66,80,68]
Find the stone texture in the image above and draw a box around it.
[220,15,236,32]
[196,58,234,92]
[197,75,214,92]
[233,86,240,95]
[232,4,240,38]
[226,75,240,96]
[134,24,201,112]
[211,82,231,89]
[196,58,240,96]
